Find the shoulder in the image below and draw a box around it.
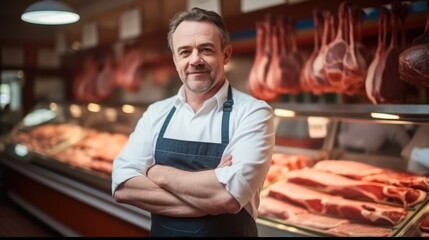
[231,88,273,113]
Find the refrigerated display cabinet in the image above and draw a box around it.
[0,102,151,236]
[257,103,429,237]
[1,102,429,237]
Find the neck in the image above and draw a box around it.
[185,80,225,112]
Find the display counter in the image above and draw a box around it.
[0,153,151,237]
[257,103,429,237]
[1,101,429,237]
[0,102,151,236]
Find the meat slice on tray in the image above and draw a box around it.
[259,197,393,237]
[259,196,307,220]
[313,160,384,177]
[259,196,349,230]
[286,168,426,208]
[264,153,317,187]
[361,171,429,192]
[326,222,392,237]
[292,212,349,231]
[271,153,317,170]
[420,214,429,236]
[313,160,429,191]
[268,181,407,226]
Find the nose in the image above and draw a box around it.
[189,50,204,65]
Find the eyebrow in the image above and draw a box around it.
[176,42,216,52]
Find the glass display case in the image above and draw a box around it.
[258,103,429,237]
[0,101,146,193]
[1,101,429,237]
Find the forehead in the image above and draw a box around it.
[172,21,221,49]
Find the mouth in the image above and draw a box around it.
[188,71,208,76]
[189,70,207,73]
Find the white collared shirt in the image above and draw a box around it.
[111,80,275,219]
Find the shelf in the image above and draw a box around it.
[270,103,429,123]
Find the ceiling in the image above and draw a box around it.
[0,0,131,43]
[2,0,427,51]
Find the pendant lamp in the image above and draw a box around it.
[21,0,80,25]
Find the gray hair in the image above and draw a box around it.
[167,7,231,52]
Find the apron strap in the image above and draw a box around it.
[159,107,176,138]
[221,85,233,145]
[160,85,233,144]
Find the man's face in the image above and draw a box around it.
[171,20,231,94]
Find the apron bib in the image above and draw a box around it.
[150,86,257,237]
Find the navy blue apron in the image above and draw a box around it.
[150,86,258,237]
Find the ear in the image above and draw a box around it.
[223,45,232,65]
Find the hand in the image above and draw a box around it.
[217,154,232,168]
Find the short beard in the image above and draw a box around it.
[185,77,214,93]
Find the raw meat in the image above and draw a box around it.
[286,168,426,208]
[268,181,407,226]
[314,160,429,191]
[327,222,392,237]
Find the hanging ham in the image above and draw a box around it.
[324,1,349,88]
[266,16,303,94]
[246,16,278,101]
[365,7,389,104]
[300,9,324,93]
[311,10,336,94]
[74,54,100,102]
[399,0,429,88]
[115,44,144,92]
[341,5,369,96]
[266,16,283,92]
[95,52,116,99]
[372,0,408,103]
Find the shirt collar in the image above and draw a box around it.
[173,80,230,112]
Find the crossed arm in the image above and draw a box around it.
[113,155,240,217]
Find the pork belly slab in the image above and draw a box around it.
[286,168,426,208]
[258,196,393,237]
[259,196,307,220]
[314,160,429,191]
[420,214,429,233]
[259,196,349,230]
[326,222,392,237]
[268,181,407,226]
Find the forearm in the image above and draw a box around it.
[148,165,240,215]
[113,175,207,217]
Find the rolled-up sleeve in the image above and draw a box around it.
[111,106,156,195]
[215,100,275,208]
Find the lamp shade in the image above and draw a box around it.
[21,0,80,25]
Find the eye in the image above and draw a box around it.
[178,50,190,56]
[201,48,213,54]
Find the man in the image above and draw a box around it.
[111,7,275,237]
